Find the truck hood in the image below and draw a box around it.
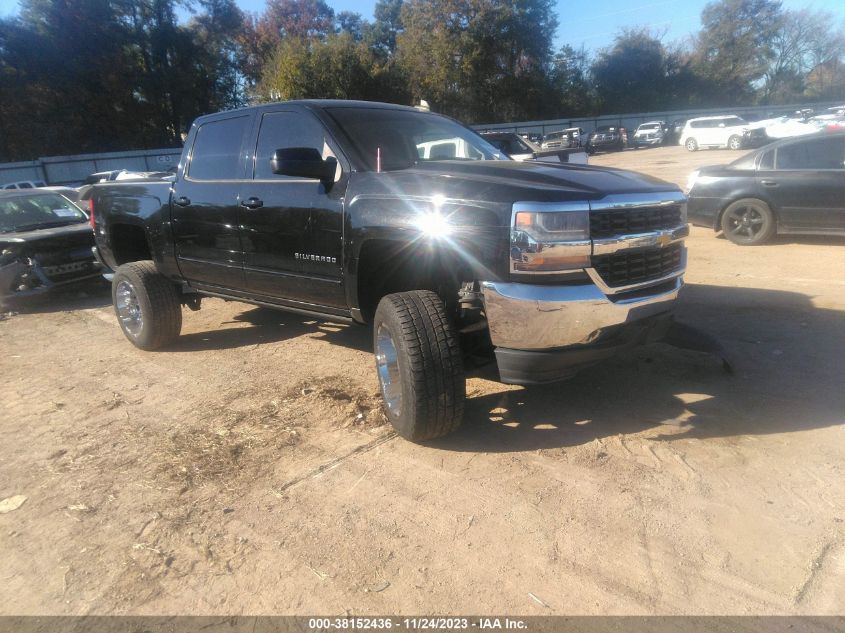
[380,160,679,201]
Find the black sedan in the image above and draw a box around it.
[687,131,845,245]
[1,190,101,303]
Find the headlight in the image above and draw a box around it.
[510,202,591,273]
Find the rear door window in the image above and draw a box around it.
[776,137,845,170]
[188,115,250,180]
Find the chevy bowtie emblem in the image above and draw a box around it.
[656,233,671,247]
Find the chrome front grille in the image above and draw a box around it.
[590,204,683,238]
[591,243,683,288]
[587,193,687,293]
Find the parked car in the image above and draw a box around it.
[741,113,836,148]
[519,132,543,144]
[584,125,626,154]
[809,105,845,123]
[3,180,47,190]
[0,190,101,304]
[480,131,588,164]
[631,121,668,148]
[665,119,688,145]
[686,131,845,245]
[541,128,583,149]
[680,115,748,151]
[86,100,687,441]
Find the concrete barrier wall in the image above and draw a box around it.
[1,148,182,187]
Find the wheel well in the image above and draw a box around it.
[110,224,152,265]
[355,239,469,323]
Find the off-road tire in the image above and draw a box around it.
[686,137,698,151]
[112,260,182,350]
[373,291,465,441]
[720,198,777,245]
[728,135,742,150]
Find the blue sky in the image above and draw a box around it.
[1,0,843,52]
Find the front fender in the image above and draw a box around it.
[345,187,510,317]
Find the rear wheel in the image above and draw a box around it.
[373,291,464,441]
[685,138,698,152]
[112,260,182,350]
[728,135,742,150]
[720,198,776,245]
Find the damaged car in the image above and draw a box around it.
[1,190,101,305]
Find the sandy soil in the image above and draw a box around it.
[0,145,843,615]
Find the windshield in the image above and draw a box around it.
[327,108,506,171]
[639,124,660,131]
[0,193,86,233]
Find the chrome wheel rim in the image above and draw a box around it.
[726,204,765,241]
[115,279,143,337]
[375,324,402,415]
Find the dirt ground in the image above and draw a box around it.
[1,145,843,616]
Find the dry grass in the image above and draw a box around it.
[155,376,384,487]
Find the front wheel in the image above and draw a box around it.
[720,198,776,245]
[112,261,182,350]
[728,135,742,150]
[685,138,698,152]
[373,291,465,441]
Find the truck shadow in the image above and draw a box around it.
[172,306,373,353]
[432,283,845,452]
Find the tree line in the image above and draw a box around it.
[1,0,844,162]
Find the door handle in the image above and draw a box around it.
[761,180,778,187]
[174,196,191,207]
[240,197,264,210]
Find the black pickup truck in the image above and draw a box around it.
[85,100,688,441]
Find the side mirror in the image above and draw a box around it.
[719,123,726,128]
[270,147,337,190]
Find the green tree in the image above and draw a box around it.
[396,0,557,122]
[550,44,594,115]
[257,32,409,104]
[0,0,245,161]
[693,0,783,105]
[591,29,674,113]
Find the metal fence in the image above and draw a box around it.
[0,147,182,187]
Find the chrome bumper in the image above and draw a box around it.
[481,277,682,351]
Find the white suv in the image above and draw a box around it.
[679,115,748,151]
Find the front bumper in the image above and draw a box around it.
[633,137,663,146]
[481,277,682,384]
[687,196,723,229]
